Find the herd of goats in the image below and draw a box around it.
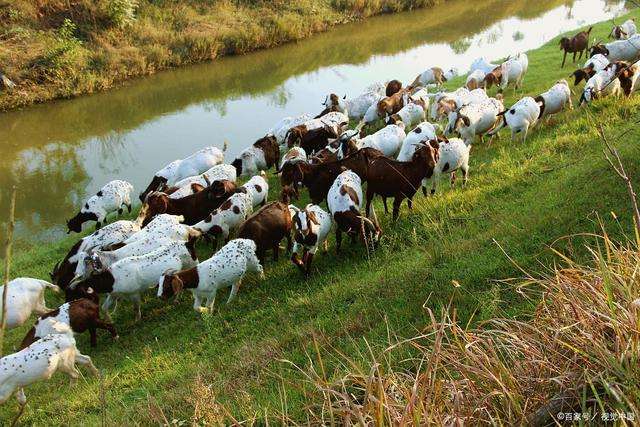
[0,18,639,409]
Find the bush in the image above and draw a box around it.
[104,0,138,28]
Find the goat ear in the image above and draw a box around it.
[307,211,319,225]
[428,139,440,150]
[171,276,184,297]
[461,115,471,127]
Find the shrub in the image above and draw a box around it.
[104,0,138,28]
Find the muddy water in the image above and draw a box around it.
[0,0,629,244]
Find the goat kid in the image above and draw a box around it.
[488,96,540,143]
[231,135,280,177]
[289,204,332,276]
[192,192,253,248]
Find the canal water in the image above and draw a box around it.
[0,0,629,244]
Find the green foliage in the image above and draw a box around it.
[104,0,139,28]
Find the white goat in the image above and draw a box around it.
[579,66,622,105]
[423,137,471,195]
[289,204,332,275]
[345,91,384,120]
[0,332,99,406]
[445,97,503,144]
[67,180,134,232]
[536,80,573,120]
[0,278,60,330]
[498,53,528,91]
[397,122,440,161]
[339,123,406,159]
[386,102,426,128]
[167,164,237,199]
[157,239,264,312]
[69,220,142,265]
[241,173,269,207]
[72,241,198,321]
[488,97,540,143]
[592,35,640,62]
[140,146,225,200]
[192,192,253,244]
[432,88,488,121]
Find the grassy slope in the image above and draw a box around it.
[0,0,441,112]
[2,10,640,424]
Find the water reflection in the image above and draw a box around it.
[0,0,630,244]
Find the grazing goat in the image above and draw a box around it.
[364,142,439,219]
[590,34,640,62]
[70,240,199,321]
[139,146,224,201]
[498,53,529,91]
[579,65,622,105]
[572,54,609,86]
[268,114,313,145]
[142,179,237,226]
[338,124,406,159]
[410,67,448,87]
[67,180,134,233]
[74,236,177,282]
[316,94,348,118]
[327,170,381,252]
[375,89,407,119]
[52,220,142,298]
[237,195,293,263]
[489,97,540,143]
[241,174,269,207]
[158,239,264,311]
[610,19,636,40]
[535,80,573,120]
[423,137,470,195]
[280,147,307,170]
[192,192,253,247]
[279,148,383,204]
[432,88,489,121]
[0,278,60,330]
[346,91,384,121]
[231,135,280,177]
[560,27,592,67]
[466,70,486,90]
[289,204,332,276]
[397,122,440,161]
[20,296,117,349]
[0,333,99,406]
[445,97,504,144]
[162,164,237,199]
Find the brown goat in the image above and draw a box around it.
[376,89,406,117]
[559,27,592,67]
[385,79,403,97]
[286,124,339,154]
[571,66,597,86]
[483,65,503,89]
[237,193,293,263]
[142,179,237,226]
[279,148,383,204]
[364,141,439,220]
[20,297,117,349]
[315,94,345,118]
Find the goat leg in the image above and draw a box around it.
[335,229,342,254]
[561,51,567,68]
[305,253,314,277]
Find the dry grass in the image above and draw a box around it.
[279,229,640,424]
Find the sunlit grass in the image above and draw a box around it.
[1,7,640,425]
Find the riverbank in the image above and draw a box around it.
[0,0,442,112]
[1,8,639,424]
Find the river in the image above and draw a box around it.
[0,0,629,245]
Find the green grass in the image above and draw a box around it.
[2,9,640,424]
[0,0,442,112]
